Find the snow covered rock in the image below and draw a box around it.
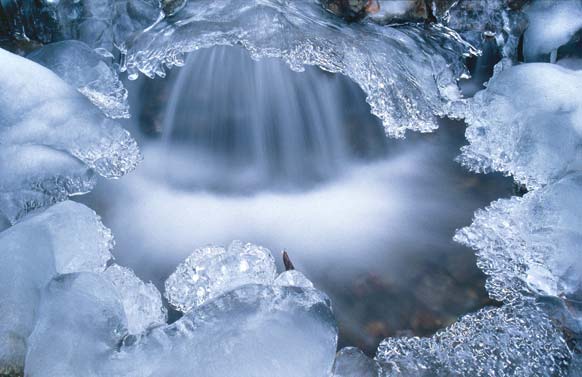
[0,201,113,375]
[458,63,582,189]
[164,240,277,312]
[523,0,582,63]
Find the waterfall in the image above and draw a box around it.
[159,46,385,192]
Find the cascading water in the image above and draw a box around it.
[157,46,386,192]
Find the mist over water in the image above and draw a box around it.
[81,46,512,352]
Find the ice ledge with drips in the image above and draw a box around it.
[119,0,477,138]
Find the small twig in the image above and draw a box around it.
[282,250,295,271]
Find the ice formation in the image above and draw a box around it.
[275,270,315,289]
[0,0,581,375]
[25,275,338,377]
[103,264,167,334]
[436,0,527,61]
[523,0,582,62]
[455,172,582,313]
[0,47,140,222]
[332,347,381,377]
[164,240,277,312]
[376,302,571,376]
[120,0,476,138]
[28,40,130,119]
[458,63,582,190]
[0,201,113,375]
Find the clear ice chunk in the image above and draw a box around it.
[103,264,167,334]
[28,40,130,119]
[0,47,141,220]
[376,302,571,376]
[0,144,96,222]
[120,0,476,138]
[523,0,582,62]
[458,63,582,189]
[274,270,314,289]
[25,278,338,377]
[0,201,113,375]
[24,273,128,377]
[332,347,381,377]
[164,240,277,312]
[455,172,582,306]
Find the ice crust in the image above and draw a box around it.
[164,240,277,312]
[28,40,130,119]
[332,347,381,377]
[0,47,140,221]
[121,0,476,138]
[103,264,167,334]
[376,302,571,377]
[275,270,315,289]
[455,172,582,308]
[0,201,113,374]
[458,63,582,190]
[25,274,338,377]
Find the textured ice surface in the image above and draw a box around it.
[0,48,140,221]
[0,201,112,374]
[376,302,571,376]
[433,0,527,61]
[332,347,381,377]
[103,264,167,334]
[121,0,476,138]
[0,144,96,222]
[26,277,338,377]
[275,270,314,288]
[458,63,582,189]
[455,172,582,306]
[523,0,582,62]
[165,240,277,312]
[25,273,128,377]
[28,40,130,119]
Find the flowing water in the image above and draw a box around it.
[81,45,513,353]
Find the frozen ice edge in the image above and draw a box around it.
[120,0,477,138]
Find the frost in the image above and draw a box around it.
[25,275,338,377]
[523,0,582,62]
[455,172,582,307]
[120,0,476,138]
[103,264,167,334]
[458,63,582,190]
[0,201,113,375]
[376,302,571,376]
[164,240,277,312]
[0,47,141,221]
[28,40,130,119]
